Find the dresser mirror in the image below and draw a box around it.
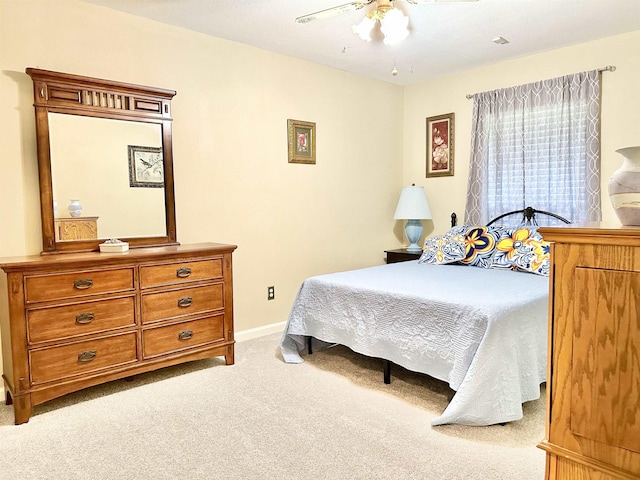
[26,68,178,253]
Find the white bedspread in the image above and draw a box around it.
[280,261,548,426]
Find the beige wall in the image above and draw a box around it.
[404,29,640,235]
[0,0,404,362]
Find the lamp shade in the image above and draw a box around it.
[393,185,432,220]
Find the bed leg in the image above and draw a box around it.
[384,360,391,384]
[307,336,313,355]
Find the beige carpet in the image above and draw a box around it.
[0,333,546,479]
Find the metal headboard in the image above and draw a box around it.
[487,206,571,226]
[449,207,571,227]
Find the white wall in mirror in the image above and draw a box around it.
[49,114,166,240]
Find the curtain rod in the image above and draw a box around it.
[465,65,616,99]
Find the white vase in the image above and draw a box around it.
[53,200,58,218]
[609,146,640,226]
[68,199,82,217]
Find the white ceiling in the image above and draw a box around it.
[81,0,640,86]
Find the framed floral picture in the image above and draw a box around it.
[128,145,164,188]
[426,113,454,178]
[287,119,316,164]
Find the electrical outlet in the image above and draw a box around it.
[267,286,275,300]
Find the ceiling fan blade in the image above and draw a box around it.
[295,0,375,24]
[405,0,478,4]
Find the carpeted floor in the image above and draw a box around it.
[0,333,546,479]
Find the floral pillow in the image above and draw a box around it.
[459,226,501,268]
[490,228,551,276]
[513,224,544,241]
[418,226,467,265]
[420,224,549,273]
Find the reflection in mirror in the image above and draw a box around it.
[49,114,165,241]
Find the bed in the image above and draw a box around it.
[279,209,568,426]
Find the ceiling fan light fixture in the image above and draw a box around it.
[352,15,376,41]
[380,8,409,45]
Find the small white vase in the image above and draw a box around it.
[609,146,640,226]
[68,199,82,218]
[53,200,58,218]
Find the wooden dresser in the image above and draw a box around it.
[537,225,640,479]
[0,243,236,424]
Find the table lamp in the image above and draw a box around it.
[393,184,432,252]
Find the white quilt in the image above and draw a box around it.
[280,261,549,426]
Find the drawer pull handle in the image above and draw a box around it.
[73,278,93,290]
[75,313,95,324]
[78,350,97,362]
[177,297,193,308]
[176,267,191,278]
[178,330,193,341]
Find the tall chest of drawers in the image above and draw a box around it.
[537,225,640,479]
[0,243,236,424]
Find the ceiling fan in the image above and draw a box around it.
[296,0,479,45]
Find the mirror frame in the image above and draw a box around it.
[26,68,178,253]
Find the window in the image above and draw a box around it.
[464,70,601,225]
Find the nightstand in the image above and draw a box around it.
[385,249,422,264]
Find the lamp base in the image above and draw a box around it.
[405,219,423,253]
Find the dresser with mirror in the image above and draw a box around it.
[0,69,236,424]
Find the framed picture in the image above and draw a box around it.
[128,145,164,188]
[426,113,454,178]
[287,119,316,164]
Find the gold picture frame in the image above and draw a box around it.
[426,113,454,178]
[287,119,316,164]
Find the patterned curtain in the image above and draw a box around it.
[464,70,601,225]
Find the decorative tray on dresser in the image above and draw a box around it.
[537,224,640,480]
[0,242,236,424]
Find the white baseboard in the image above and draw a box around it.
[235,321,287,342]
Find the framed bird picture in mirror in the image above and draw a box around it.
[128,145,164,188]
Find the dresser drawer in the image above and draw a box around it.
[25,268,135,303]
[140,259,222,289]
[27,296,136,344]
[141,283,223,324]
[29,332,138,385]
[142,315,224,358]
